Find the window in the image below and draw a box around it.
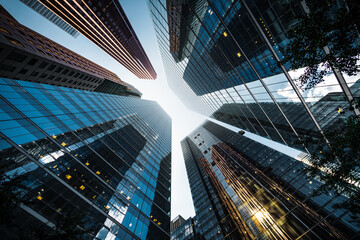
[19,69,28,74]
[30,71,39,77]
[55,67,63,73]
[5,36,23,47]
[7,52,26,63]
[39,62,48,68]
[28,58,38,66]
[0,27,9,34]
[0,63,16,72]
[48,65,56,71]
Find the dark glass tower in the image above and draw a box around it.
[181,120,359,239]
[38,0,157,79]
[0,5,140,97]
[0,78,171,240]
[171,215,203,240]
[149,0,357,153]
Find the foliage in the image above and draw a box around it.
[0,164,94,239]
[0,163,29,228]
[282,0,360,90]
[300,116,360,224]
[32,212,93,240]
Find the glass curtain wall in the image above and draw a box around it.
[0,78,171,240]
[148,0,359,153]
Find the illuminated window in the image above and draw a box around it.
[223,31,228,37]
[79,185,85,190]
[5,37,23,47]
[237,52,241,57]
[37,195,43,200]
[66,174,71,179]
[0,27,9,34]
[61,142,66,146]
[96,171,100,175]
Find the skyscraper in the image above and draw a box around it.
[171,215,203,240]
[19,0,80,38]
[0,5,140,97]
[0,77,171,240]
[181,120,359,239]
[149,0,358,152]
[37,0,157,79]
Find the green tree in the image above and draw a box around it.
[282,0,360,90]
[300,116,360,224]
[32,212,95,240]
[0,163,29,228]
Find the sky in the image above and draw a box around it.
[0,0,204,220]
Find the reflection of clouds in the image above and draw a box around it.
[278,68,359,102]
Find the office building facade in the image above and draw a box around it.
[149,0,358,152]
[171,215,203,240]
[19,0,80,38]
[181,120,359,239]
[0,77,171,240]
[0,5,141,97]
[38,0,157,79]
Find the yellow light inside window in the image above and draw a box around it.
[9,39,23,47]
[105,206,110,210]
[223,31,228,37]
[126,196,130,200]
[153,219,157,222]
[53,165,57,168]
[158,222,161,225]
[52,135,57,139]
[75,154,78,157]
[80,185,85,190]
[237,52,241,57]
[37,195,42,200]
[0,27,9,34]
[85,162,89,166]
[61,142,66,147]
[57,208,61,212]
[150,215,153,218]
[66,174,71,179]
[93,195,96,199]
[96,171,100,175]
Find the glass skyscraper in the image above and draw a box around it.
[0,77,171,240]
[37,0,157,79]
[181,120,359,239]
[149,0,358,153]
[19,0,80,38]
